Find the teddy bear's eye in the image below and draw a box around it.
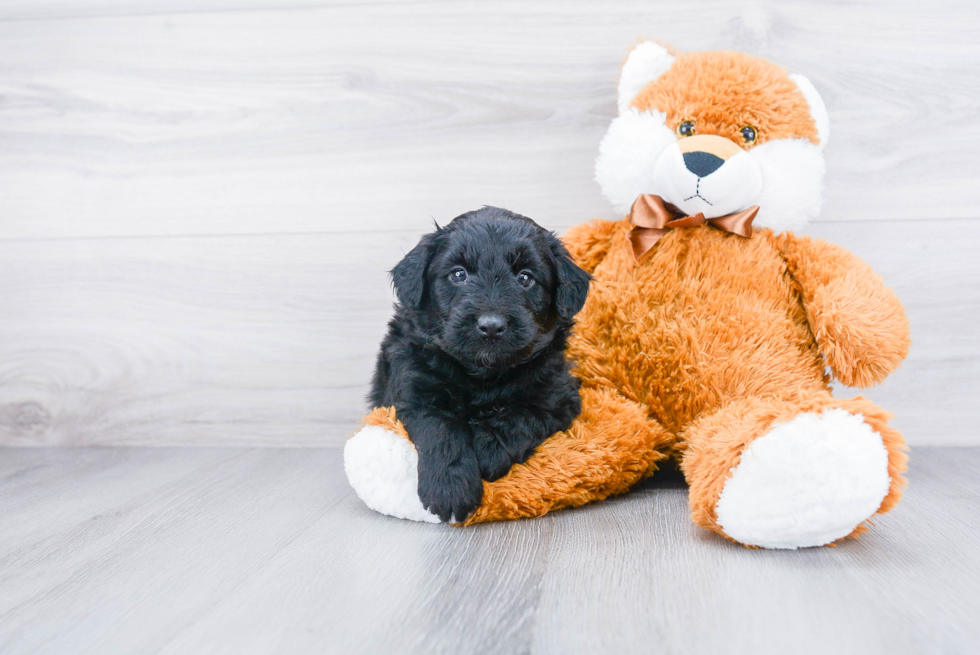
[740,126,757,144]
[676,120,696,138]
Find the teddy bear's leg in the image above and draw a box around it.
[679,392,907,549]
[465,386,674,524]
[344,390,675,524]
[344,407,441,523]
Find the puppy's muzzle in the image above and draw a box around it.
[477,314,507,339]
[679,135,743,178]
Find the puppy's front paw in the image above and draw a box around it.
[477,447,514,482]
[418,467,484,523]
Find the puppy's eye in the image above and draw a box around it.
[517,271,534,288]
[676,120,696,138]
[740,125,757,144]
[449,267,468,284]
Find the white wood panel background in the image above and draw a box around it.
[0,0,978,445]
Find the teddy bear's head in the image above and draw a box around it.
[595,44,829,232]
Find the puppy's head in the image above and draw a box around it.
[391,207,590,372]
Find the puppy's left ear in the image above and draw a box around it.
[391,232,437,309]
[548,235,591,319]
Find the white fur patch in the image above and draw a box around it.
[343,425,442,523]
[618,42,676,114]
[715,409,891,549]
[594,109,678,215]
[790,74,830,150]
[652,145,763,219]
[748,138,825,232]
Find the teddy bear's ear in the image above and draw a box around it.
[790,74,830,150]
[617,41,676,114]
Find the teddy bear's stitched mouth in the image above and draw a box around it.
[683,178,713,205]
[684,192,713,205]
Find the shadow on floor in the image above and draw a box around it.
[631,457,689,490]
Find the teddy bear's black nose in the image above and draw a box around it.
[683,151,725,177]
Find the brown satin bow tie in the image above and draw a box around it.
[628,194,759,260]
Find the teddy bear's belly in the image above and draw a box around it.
[569,228,827,431]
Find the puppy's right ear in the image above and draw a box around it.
[547,234,591,320]
[390,232,437,309]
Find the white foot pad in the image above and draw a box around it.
[343,426,441,523]
[715,409,891,549]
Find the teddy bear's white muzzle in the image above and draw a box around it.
[652,141,763,219]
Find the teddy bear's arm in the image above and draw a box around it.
[772,232,910,388]
[561,219,622,273]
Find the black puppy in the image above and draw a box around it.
[369,207,591,522]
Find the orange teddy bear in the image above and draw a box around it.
[345,44,910,549]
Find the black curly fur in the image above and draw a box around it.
[369,207,591,522]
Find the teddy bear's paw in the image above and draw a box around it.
[343,425,442,524]
[715,409,891,549]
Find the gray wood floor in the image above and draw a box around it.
[1,447,977,654]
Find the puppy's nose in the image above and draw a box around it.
[682,151,724,177]
[477,314,507,338]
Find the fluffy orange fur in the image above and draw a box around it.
[631,51,820,147]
